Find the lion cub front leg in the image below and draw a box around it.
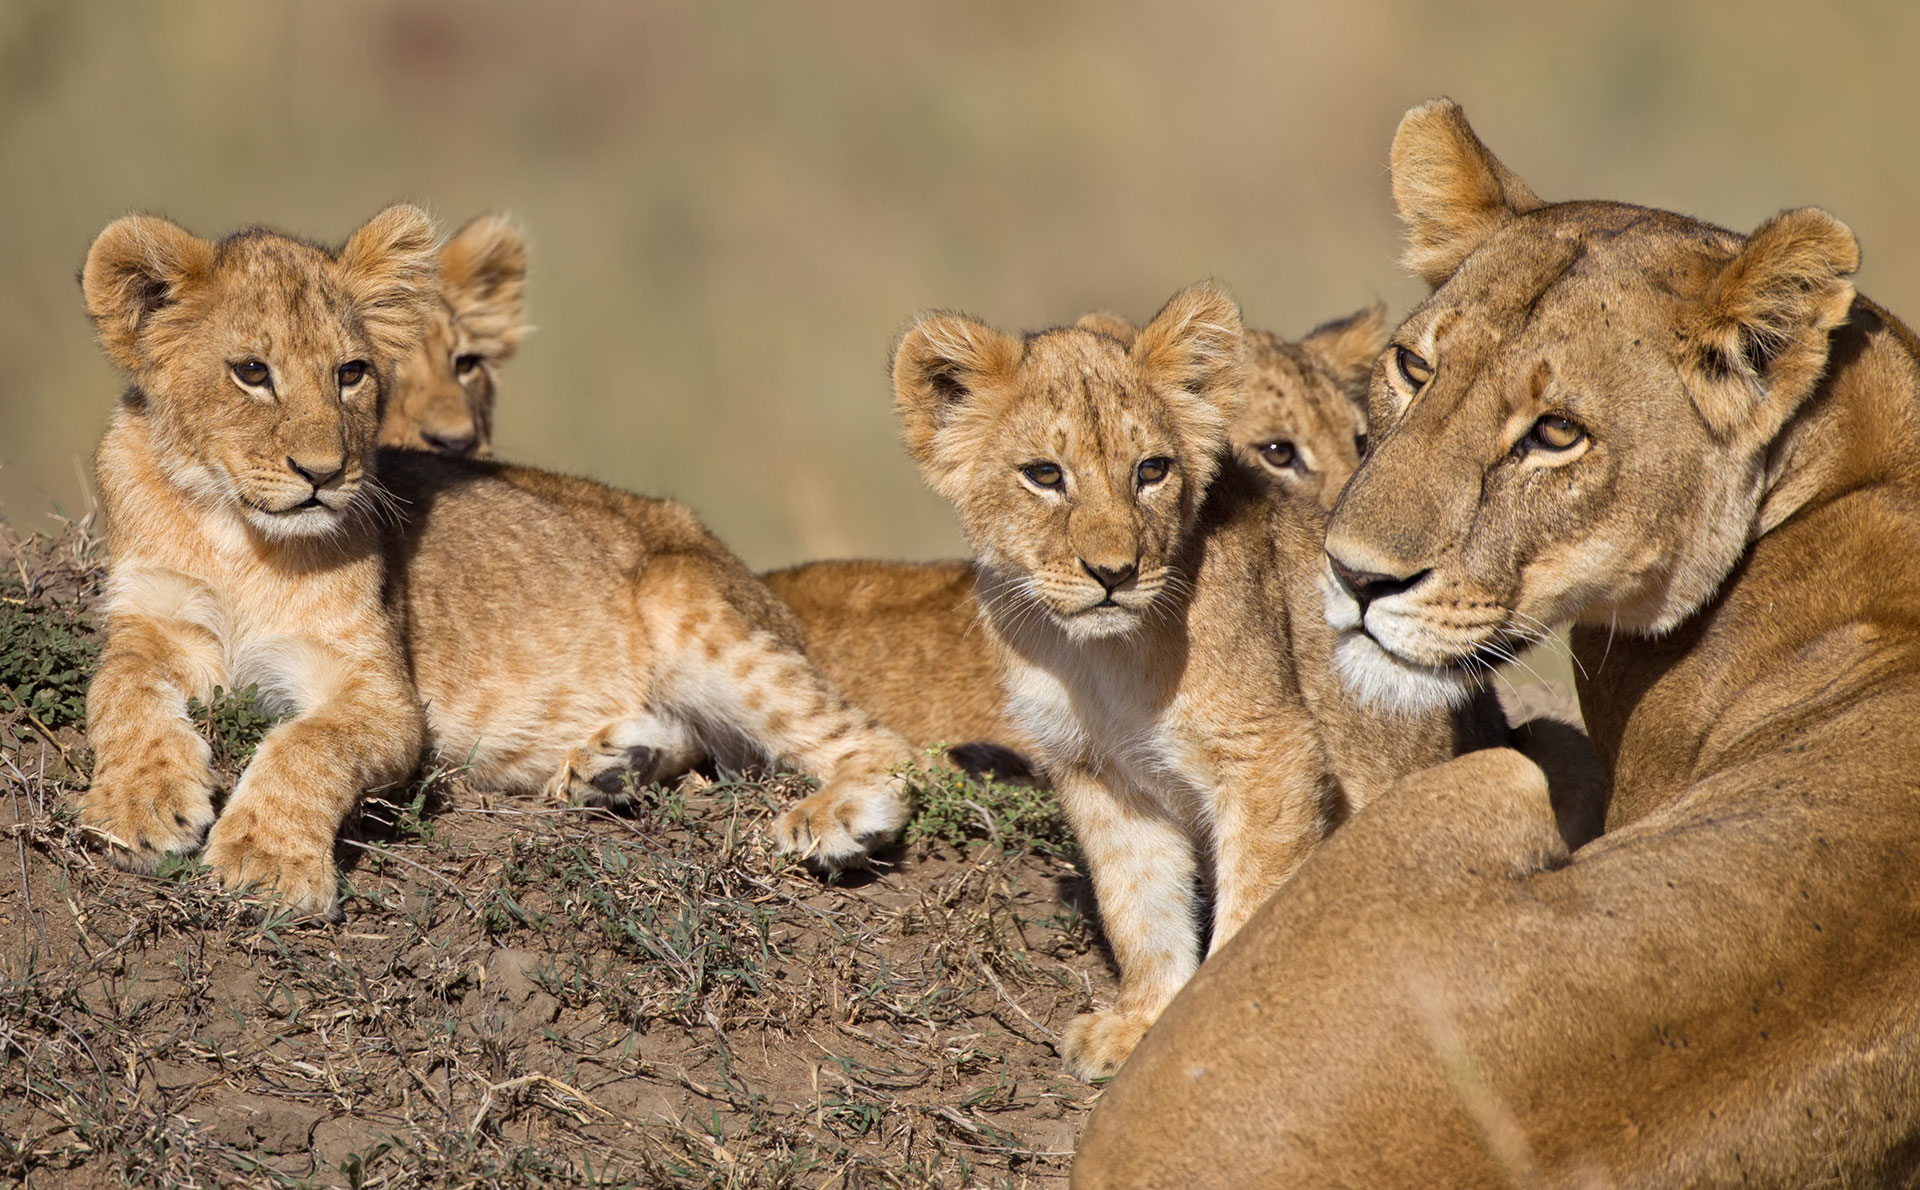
[1206,750,1334,954]
[1055,765,1201,1080]
[202,645,422,918]
[81,613,223,868]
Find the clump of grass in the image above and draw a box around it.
[486,831,781,1027]
[904,755,1076,859]
[0,573,98,731]
[185,684,285,770]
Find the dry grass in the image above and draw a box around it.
[0,518,1112,1188]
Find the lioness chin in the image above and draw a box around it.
[78,208,913,917]
[1074,100,1920,1188]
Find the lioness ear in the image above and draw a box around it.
[337,203,440,368]
[1391,98,1544,287]
[1680,207,1859,441]
[81,214,213,373]
[893,312,1022,469]
[1132,281,1246,419]
[1299,301,1390,398]
[441,213,529,360]
[1075,310,1139,347]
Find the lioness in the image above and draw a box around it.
[379,213,527,457]
[1074,100,1920,1186]
[893,283,1502,1079]
[758,305,1388,772]
[78,207,913,916]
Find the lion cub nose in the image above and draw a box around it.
[1327,553,1427,612]
[1081,559,1138,591]
[422,429,479,456]
[287,455,345,488]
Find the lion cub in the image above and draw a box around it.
[379,213,527,457]
[893,283,1499,1078]
[78,207,913,916]
[759,306,1389,769]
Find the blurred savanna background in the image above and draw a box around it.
[3,0,1917,569]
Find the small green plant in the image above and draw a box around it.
[904,752,1077,858]
[0,579,99,730]
[185,684,284,769]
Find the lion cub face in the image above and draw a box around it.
[381,214,528,457]
[82,207,438,540]
[1234,307,1384,507]
[1323,100,1860,712]
[895,284,1245,641]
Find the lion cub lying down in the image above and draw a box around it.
[892,283,1502,1078]
[77,206,914,916]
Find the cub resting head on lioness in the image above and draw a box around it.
[1075,100,1920,1187]
[892,283,1504,1079]
[78,206,914,916]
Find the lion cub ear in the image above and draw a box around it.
[1680,207,1859,442]
[1131,281,1246,421]
[441,214,530,360]
[893,312,1022,478]
[81,214,214,373]
[336,203,441,369]
[1390,98,1544,288]
[1299,301,1390,399]
[1075,310,1140,347]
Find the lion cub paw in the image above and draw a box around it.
[202,800,341,920]
[771,776,911,874]
[1062,1009,1155,1081]
[79,769,217,872]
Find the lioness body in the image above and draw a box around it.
[894,286,1497,1079]
[1075,101,1920,1186]
[78,210,914,915]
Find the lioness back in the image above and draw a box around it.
[894,283,1499,1080]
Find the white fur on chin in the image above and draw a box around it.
[1333,632,1474,716]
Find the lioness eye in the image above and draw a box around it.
[1136,457,1171,486]
[337,360,368,387]
[454,353,484,376]
[1022,462,1064,490]
[1394,346,1433,388]
[232,359,271,388]
[1258,441,1296,469]
[1529,414,1585,451]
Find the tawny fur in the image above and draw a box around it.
[379,214,527,457]
[1075,99,1920,1188]
[761,309,1389,774]
[78,210,914,917]
[894,282,1504,1081]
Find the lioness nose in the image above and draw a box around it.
[287,455,345,488]
[1082,559,1138,591]
[422,429,479,456]
[1327,553,1427,612]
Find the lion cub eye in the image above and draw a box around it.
[1257,441,1296,470]
[1529,414,1585,451]
[454,353,485,377]
[1394,346,1433,388]
[231,359,271,388]
[1354,432,1369,458]
[1022,462,1065,490]
[1136,457,1172,487]
[337,360,368,388]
